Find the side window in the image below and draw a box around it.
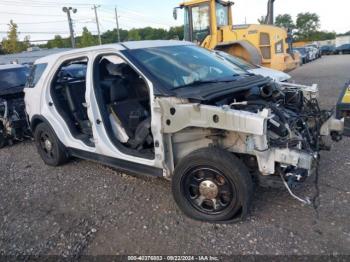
[26,63,47,88]
[275,39,284,54]
[216,3,229,27]
[55,61,87,83]
[259,32,271,59]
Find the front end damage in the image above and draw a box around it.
[157,80,346,204]
[0,93,31,148]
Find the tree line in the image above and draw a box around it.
[0,20,184,54]
[272,12,349,42]
[1,14,349,55]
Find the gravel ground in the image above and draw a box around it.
[0,55,350,257]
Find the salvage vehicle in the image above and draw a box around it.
[214,50,291,82]
[25,41,347,222]
[0,64,31,148]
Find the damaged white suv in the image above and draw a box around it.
[25,41,345,222]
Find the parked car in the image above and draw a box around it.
[24,41,345,222]
[0,64,31,148]
[293,48,308,64]
[320,45,336,55]
[306,44,322,58]
[305,46,317,61]
[335,44,350,54]
[214,51,291,82]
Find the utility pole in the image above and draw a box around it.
[115,6,121,42]
[92,5,102,45]
[62,7,77,48]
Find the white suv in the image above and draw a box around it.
[24,41,344,222]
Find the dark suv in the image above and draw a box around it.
[320,45,336,55]
[335,44,350,54]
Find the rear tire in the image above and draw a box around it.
[34,122,68,166]
[172,147,253,222]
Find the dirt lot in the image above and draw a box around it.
[1,55,350,256]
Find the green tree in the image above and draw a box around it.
[337,31,350,36]
[47,35,65,48]
[275,14,295,29]
[101,29,128,43]
[128,29,141,41]
[2,20,21,54]
[21,35,31,50]
[167,26,184,40]
[309,31,336,41]
[79,27,97,47]
[295,12,320,41]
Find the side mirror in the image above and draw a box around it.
[173,8,178,20]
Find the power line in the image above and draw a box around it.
[0,31,96,34]
[0,11,64,17]
[0,19,92,25]
[0,0,95,7]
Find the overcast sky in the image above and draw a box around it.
[0,0,349,42]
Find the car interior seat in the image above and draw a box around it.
[63,80,92,136]
[108,78,153,150]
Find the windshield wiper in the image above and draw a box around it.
[173,75,240,90]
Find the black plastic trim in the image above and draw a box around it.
[67,147,163,177]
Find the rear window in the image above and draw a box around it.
[26,63,47,88]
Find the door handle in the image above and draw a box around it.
[96,119,102,125]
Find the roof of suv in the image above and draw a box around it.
[35,40,194,64]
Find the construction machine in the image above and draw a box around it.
[174,0,299,72]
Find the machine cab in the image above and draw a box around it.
[175,0,233,45]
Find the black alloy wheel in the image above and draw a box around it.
[183,166,236,215]
[34,122,68,166]
[172,147,253,222]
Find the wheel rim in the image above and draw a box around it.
[182,166,236,215]
[39,131,55,159]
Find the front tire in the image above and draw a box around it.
[34,122,68,166]
[172,147,253,223]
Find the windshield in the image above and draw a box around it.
[295,48,306,55]
[0,67,28,90]
[128,45,247,90]
[191,3,210,43]
[215,51,258,70]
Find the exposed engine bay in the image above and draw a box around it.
[0,93,31,148]
[158,75,345,204]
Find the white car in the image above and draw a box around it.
[215,51,291,82]
[305,46,317,61]
[24,41,344,222]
